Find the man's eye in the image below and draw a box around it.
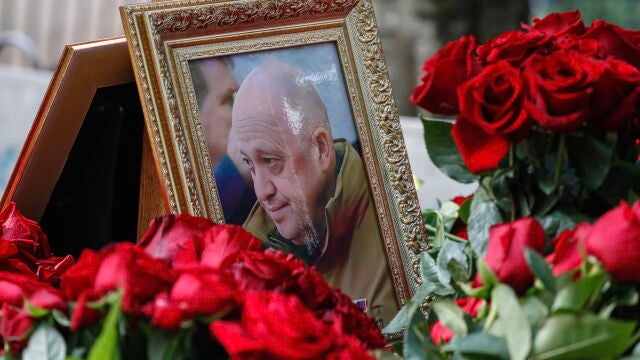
[242,157,253,168]
[264,157,279,165]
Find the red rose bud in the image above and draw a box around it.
[430,320,453,345]
[483,217,546,293]
[410,35,482,115]
[524,50,606,133]
[546,223,590,276]
[430,298,485,345]
[585,201,640,283]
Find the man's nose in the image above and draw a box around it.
[253,169,276,202]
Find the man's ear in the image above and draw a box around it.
[312,128,333,170]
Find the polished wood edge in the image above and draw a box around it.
[1,37,134,220]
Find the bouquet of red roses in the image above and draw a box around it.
[385,10,640,360]
[0,203,386,359]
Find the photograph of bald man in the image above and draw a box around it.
[192,57,256,225]
[229,61,398,325]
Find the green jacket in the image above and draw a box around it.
[244,140,398,326]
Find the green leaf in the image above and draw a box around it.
[478,258,498,288]
[532,314,636,359]
[148,329,182,360]
[440,201,461,232]
[24,299,50,318]
[524,248,556,294]
[432,300,467,337]
[436,239,471,285]
[537,210,581,240]
[371,349,403,359]
[468,199,503,258]
[419,252,456,297]
[567,132,614,190]
[420,251,440,285]
[552,272,606,313]
[87,296,122,360]
[458,197,472,224]
[404,302,444,360]
[52,310,70,328]
[597,157,640,206]
[384,299,421,335]
[422,117,477,184]
[441,333,510,359]
[22,324,66,360]
[492,284,532,360]
[521,297,549,331]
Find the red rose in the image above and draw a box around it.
[60,249,104,300]
[430,320,453,345]
[199,224,262,269]
[325,336,377,360]
[410,35,482,115]
[523,10,586,39]
[317,291,385,349]
[148,269,239,330]
[430,298,485,345]
[554,34,605,58]
[138,214,214,266]
[584,20,640,69]
[546,223,590,276]
[453,62,531,173]
[35,254,75,285]
[69,290,102,331]
[591,58,640,131]
[524,50,606,132]
[450,195,472,240]
[0,272,65,310]
[483,217,546,293]
[0,202,51,258]
[288,267,335,310]
[28,288,66,312]
[147,292,185,330]
[94,243,175,314]
[477,30,545,66]
[1,303,34,354]
[211,292,371,359]
[0,239,17,259]
[585,201,640,283]
[223,250,307,292]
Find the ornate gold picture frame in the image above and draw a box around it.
[121,0,426,326]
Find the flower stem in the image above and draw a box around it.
[509,144,515,168]
[554,135,566,185]
[424,224,467,243]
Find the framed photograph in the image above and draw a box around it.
[121,0,427,328]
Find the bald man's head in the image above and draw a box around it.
[229,61,336,252]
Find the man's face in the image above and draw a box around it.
[199,59,238,164]
[231,117,328,246]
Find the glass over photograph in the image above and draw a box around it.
[189,42,399,326]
